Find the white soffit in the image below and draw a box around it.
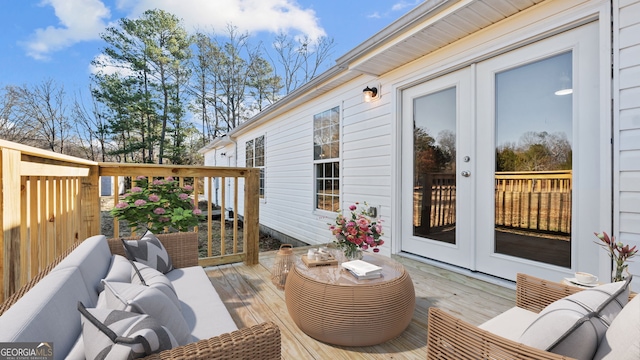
[348,0,546,76]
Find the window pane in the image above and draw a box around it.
[494,51,572,268]
[313,106,340,161]
[259,169,265,198]
[255,136,264,166]
[245,140,254,167]
[413,87,457,244]
[324,163,333,177]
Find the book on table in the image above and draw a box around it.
[345,268,382,280]
[342,260,382,279]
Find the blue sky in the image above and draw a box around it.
[0,0,423,97]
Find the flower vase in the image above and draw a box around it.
[612,265,630,282]
[344,247,363,261]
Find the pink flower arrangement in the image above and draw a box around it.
[329,202,384,258]
[111,176,204,233]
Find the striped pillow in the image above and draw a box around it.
[77,302,177,359]
[122,230,173,274]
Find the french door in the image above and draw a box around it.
[401,22,602,281]
[401,68,473,269]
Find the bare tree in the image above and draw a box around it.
[0,85,39,144]
[72,88,112,161]
[12,79,70,153]
[269,33,335,94]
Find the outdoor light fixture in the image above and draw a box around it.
[363,86,378,102]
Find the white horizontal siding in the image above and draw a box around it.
[616,0,640,281]
[200,0,630,270]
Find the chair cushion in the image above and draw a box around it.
[78,302,177,359]
[519,277,632,359]
[593,294,640,360]
[52,234,112,305]
[478,306,539,341]
[122,230,173,274]
[0,267,92,360]
[102,281,190,345]
[166,266,238,340]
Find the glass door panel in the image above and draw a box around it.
[494,52,573,267]
[413,88,457,244]
[401,68,473,269]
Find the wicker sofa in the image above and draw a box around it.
[0,233,281,360]
[426,273,638,360]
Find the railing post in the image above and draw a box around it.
[1,148,22,303]
[243,168,260,265]
[80,165,101,240]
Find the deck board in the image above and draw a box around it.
[205,246,517,359]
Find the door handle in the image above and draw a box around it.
[461,171,471,177]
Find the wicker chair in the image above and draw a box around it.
[426,273,591,360]
[0,233,281,360]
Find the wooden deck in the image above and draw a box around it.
[205,246,517,359]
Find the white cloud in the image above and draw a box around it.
[23,0,326,61]
[391,1,422,12]
[366,12,382,19]
[89,54,136,77]
[119,0,326,40]
[21,0,112,60]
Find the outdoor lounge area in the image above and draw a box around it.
[1,139,639,359]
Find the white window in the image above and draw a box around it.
[313,106,340,211]
[246,135,265,198]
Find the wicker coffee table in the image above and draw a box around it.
[284,252,415,346]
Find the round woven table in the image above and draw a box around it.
[284,252,415,346]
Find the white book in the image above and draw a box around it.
[341,260,383,276]
[345,268,382,280]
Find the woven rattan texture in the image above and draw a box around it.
[109,232,199,269]
[426,307,574,360]
[142,321,281,360]
[426,273,591,360]
[285,258,415,346]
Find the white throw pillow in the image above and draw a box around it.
[130,261,180,309]
[101,281,190,346]
[519,277,632,359]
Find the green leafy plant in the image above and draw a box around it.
[111,176,204,233]
[594,231,637,282]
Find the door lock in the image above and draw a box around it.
[461,171,471,177]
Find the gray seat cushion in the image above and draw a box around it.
[0,267,92,360]
[166,266,238,341]
[52,235,112,306]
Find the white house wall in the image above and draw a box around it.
[203,0,625,274]
[616,0,640,279]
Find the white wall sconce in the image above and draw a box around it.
[363,85,380,102]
